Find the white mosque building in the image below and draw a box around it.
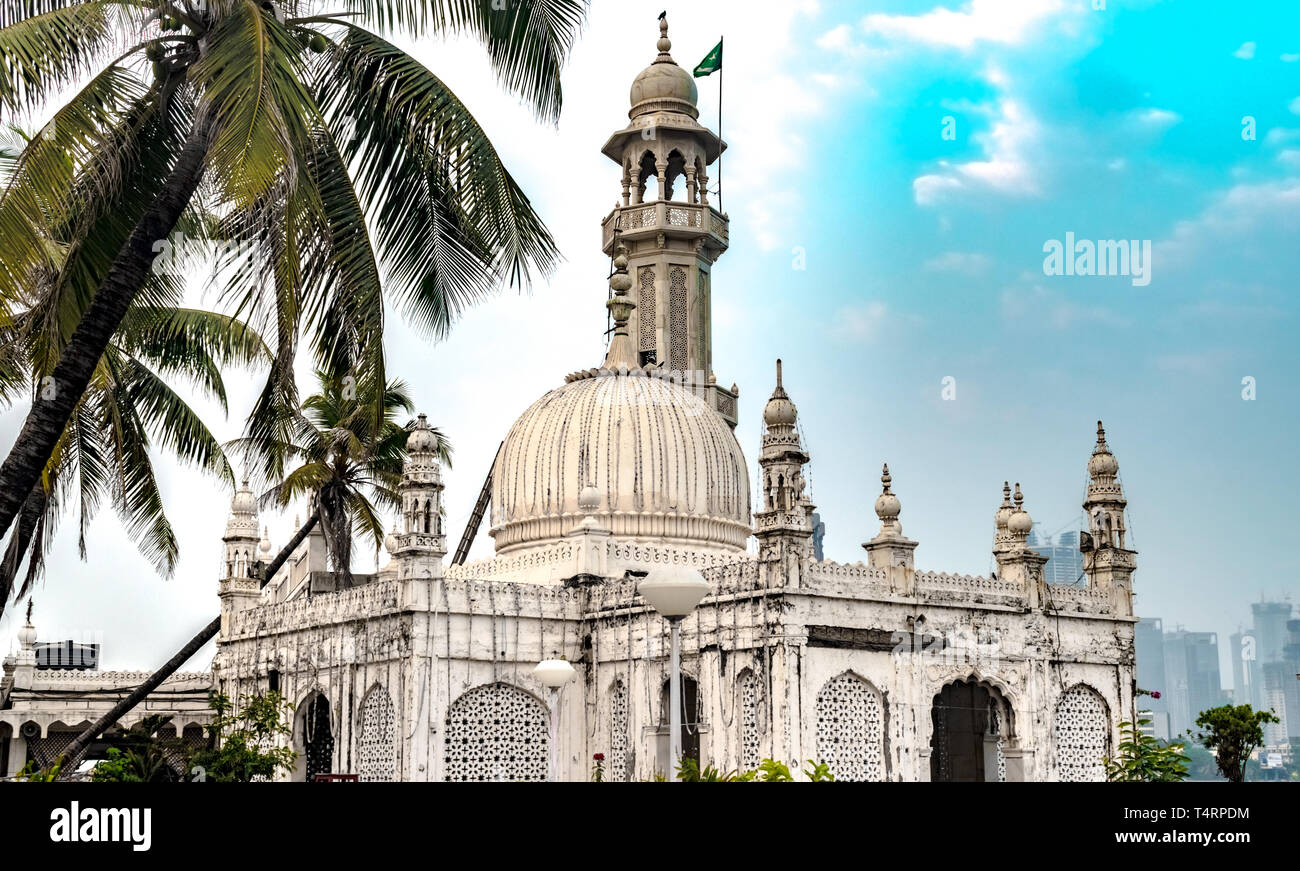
[4,18,1139,782]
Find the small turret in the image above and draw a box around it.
[392,414,447,580]
[754,360,814,561]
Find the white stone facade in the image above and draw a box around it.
[2,17,1139,783]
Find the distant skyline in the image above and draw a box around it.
[2,0,1298,687]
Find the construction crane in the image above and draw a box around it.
[452,442,501,565]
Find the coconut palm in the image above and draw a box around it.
[0,299,270,607]
[0,0,583,562]
[56,368,447,775]
[241,367,451,584]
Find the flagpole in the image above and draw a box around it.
[717,36,723,216]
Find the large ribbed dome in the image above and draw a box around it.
[490,373,751,554]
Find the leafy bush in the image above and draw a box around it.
[1104,719,1189,782]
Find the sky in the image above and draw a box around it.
[1,0,1298,688]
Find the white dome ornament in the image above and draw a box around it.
[1007,483,1034,539]
[874,464,902,535]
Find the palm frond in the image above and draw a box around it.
[316,25,559,337]
[340,0,586,122]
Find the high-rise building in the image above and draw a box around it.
[1136,618,1167,712]
[1028,523,1086,587]
[1163,629,1225,736]
[1261,618,1300,746]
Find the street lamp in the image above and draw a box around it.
[534,658,576,782]
[638,566,711,779]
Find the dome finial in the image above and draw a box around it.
[657,11,671,57]
[1096,419,1106,445]
[776,358,783,389]
[880,463,892,494]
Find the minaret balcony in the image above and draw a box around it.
[601,201,729,255]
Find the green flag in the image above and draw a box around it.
[693,39,722,78]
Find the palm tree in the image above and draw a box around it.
[0,299,270,606]
[55,370,449,775]
[241,367,451,584]
[0,0,583,562]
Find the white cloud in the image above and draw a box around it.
[913,97,1042,204]
[1282,53,1300,63]
[1233,41,1256,60]
[1264,126,1300,147]
[1290,96,1300,114]
[924,251,992,273]
[860,0,1068,50]
[913,172,965,205]
[1000,285,1130,330]
[816,24,855,53]
[1133,107,1181,129]
[1157,179,1300,267]
[833,301,891,340]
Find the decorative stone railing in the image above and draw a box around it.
[31,670,211,686]
[229,578,401,637]
[1044,584,1113,615]
[601,202,728,248]
[805,560,894,598]
[446,541,576,583]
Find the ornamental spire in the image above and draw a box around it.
[602,243,638,370]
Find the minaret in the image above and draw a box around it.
[1081,421,1135,615]
[754,360,814,561]
[219,478,262,625]
[222,478,260,580]
[599,15,737,426]
[862,464,918,580]
[392,414,446,580]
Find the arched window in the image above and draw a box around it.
[357,685,397,782]
[423,499,431,534]
[444,683,548,782]
[609,680,630,782]
[816,673,886,781]
[659,675,702,765]
[738,669,763,770]
[636,151,659,202]
[1053,685,1110,782]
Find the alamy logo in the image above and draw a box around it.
[49,802,151,852]
[1042,232,1151,287]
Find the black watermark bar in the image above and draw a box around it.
[2,785,1282,859]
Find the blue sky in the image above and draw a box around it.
[2,0,1297,685]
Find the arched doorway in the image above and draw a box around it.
[930,678,1012,782]
[298,692,334,782]
[659,675,701,766]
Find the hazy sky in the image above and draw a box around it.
[2,0,1297,687]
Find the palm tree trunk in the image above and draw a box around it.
[56,615,221,776]
[54,509,320,777]
[0,483,45,605]
[0,117,214,560]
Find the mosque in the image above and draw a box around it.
[1,18,1138,782]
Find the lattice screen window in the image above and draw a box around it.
[609,681,630,782]
[739,670,762,770]
[989,707,1007,783]
[357,685,397,782]
[668,266,688,371]
[815,673,885,782]
[698,270,710,369]
[1053,685,1109,782]
[638,268,656,352]
[444,683,548,782]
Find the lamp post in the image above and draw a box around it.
[534,658,576,782]
[638,567,711,779]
